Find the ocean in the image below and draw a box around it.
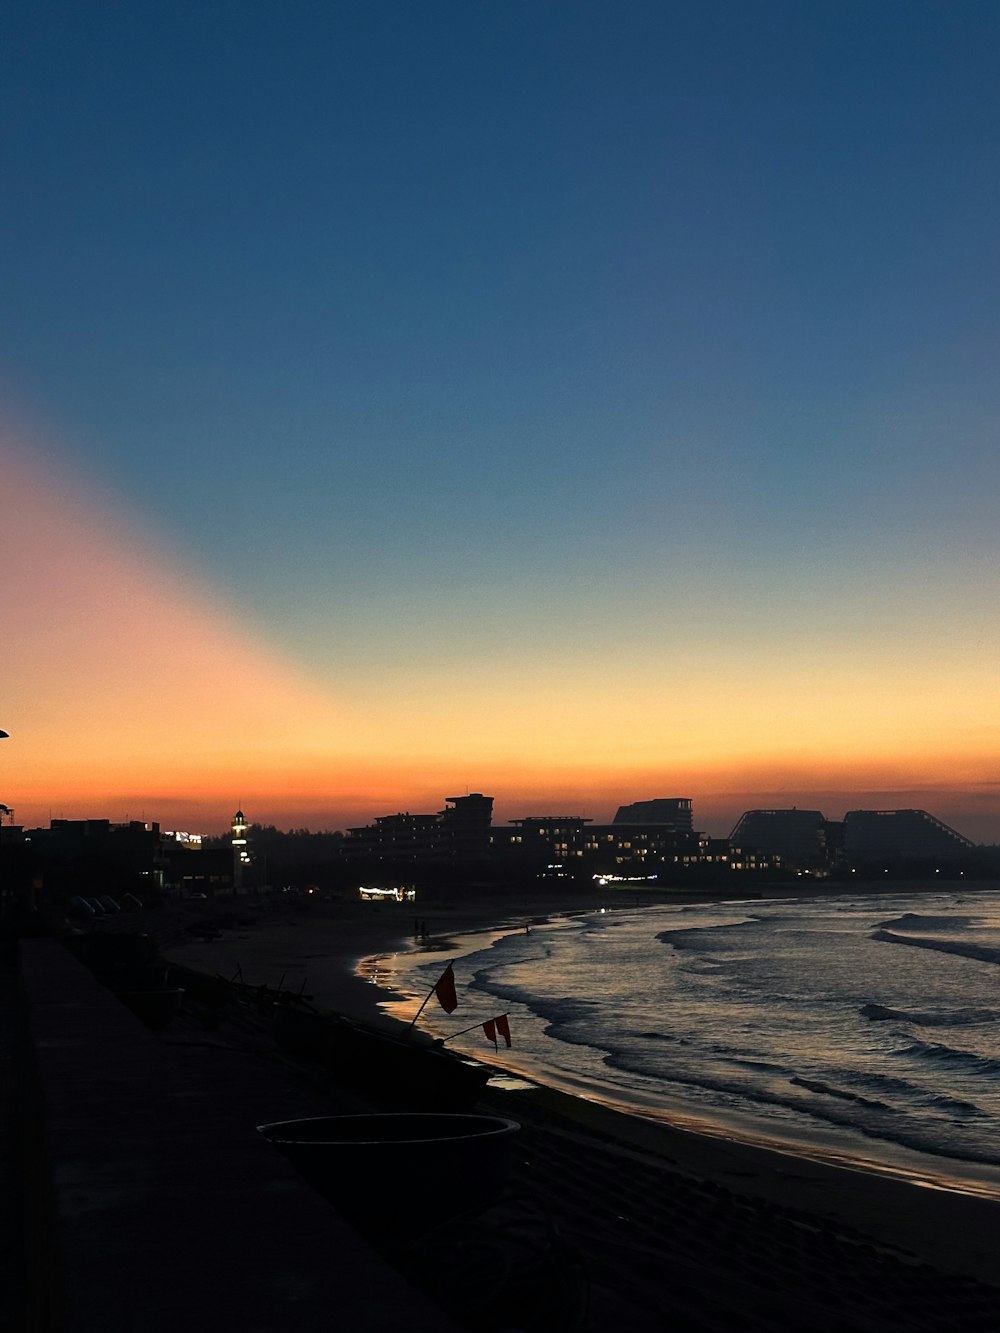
[377,889,1000,1196]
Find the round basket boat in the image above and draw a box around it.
[257,1112,521,1234]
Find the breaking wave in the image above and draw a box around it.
[860,1002,999,1026]
[399,888,1000,1180]
[872,928,1000,967]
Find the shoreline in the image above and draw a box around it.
[159,889,1000,1288]
[340,895,1000,1208]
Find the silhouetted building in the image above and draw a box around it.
[163,842,235,897]
[346,812,441,859]
[717,838,782,875]
[491,816,615,872]
[343,794,495,863]
[440,793,494,859]
[0,803,21,849]
[728,810,828,867]
[21,819,166,902]
[498,816,593,854]
[843,810,974,864]
[490,813,781,881]
[613,798,693,831]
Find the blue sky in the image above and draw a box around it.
[3,2,1000,835]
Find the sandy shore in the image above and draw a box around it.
[159,891,550,1021]
[153,892,1000,1329]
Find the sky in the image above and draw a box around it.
[2,2,1000,840]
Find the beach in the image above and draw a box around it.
[154,891,1000,1329]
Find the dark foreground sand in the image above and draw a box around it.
[156,893,1000,1331]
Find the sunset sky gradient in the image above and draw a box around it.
[2,3,999,839]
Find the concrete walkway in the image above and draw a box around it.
[13,939,461,1332]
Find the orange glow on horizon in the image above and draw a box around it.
[3,419,1000,841]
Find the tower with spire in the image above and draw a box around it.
[231,808,250,892]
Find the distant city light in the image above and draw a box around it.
[358,885,416,902]
[593,873,658,885]
[166,830,203,846]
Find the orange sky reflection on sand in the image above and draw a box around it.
[3,423,1000,839]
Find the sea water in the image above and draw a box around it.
[378,890,1000,1194]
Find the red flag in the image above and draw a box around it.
[433,964,458,1014]
[495,1014,511,1048]
[482,1018,497,1047]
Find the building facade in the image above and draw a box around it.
[728,810,829,867]
[343,793,495,863]
[613,798,693,831]
[843,809,975,865]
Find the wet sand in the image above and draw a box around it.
[157,893,1000,1329]
[159,892,550,1023]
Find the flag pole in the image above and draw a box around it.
[439,1013,509,1044]
[407,960,456,1032]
